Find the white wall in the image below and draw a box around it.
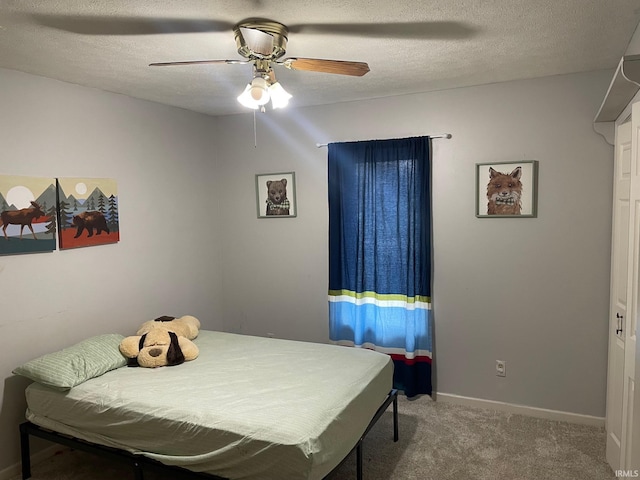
[0,66,616,473]
[215,70,614,417]
[0,68,224,472]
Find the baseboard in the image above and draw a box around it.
[0,445,66,480]
[435,392,605,427]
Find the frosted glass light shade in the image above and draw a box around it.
[237,84,259,109]
[269,82,292,109]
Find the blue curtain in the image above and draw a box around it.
[328,136,432,397]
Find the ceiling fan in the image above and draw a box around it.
[32,14,478,111]
[148,19,370,111]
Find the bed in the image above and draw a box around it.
[17,330,398,480]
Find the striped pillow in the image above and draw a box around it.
[13,334,126,390]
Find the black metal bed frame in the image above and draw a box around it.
[20,389,398,480]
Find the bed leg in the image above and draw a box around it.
[356,440,363,480]
[19,423,32,480]
[393,391,399,442]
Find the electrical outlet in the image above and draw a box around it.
[496,360,506,377]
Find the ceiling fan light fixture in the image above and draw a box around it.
[237,75,293,110]
[269,82,292,109]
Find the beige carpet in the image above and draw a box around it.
[12,395,614,480]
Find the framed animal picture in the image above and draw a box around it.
[56,177,120,249]
[0,175,57,255]
[255,172,297,218]
[476,160,538,218]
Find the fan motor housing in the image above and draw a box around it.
[233,20,289,60]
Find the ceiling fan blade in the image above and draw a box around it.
[287,21,478,40]
[31,14,234,35]
[279,58,369,77]
[149,59,249,67]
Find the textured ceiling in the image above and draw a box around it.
[0,0,638,117]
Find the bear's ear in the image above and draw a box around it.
[280,178,287,186]
[166,331,186,366]
[267,181,272,188]
[119,335,143,359]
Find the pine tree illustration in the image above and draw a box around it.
[107,194,119,229]
[45,205,57,236]
[58,199,72,230]
[98,192,106,214]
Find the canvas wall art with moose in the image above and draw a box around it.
[56,177,119,249]
[475,161,538,218]
[0,175,57,256]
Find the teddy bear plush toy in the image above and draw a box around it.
[119,315,201,368]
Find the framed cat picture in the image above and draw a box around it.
[255,172,297,218]
[475,160,538,218]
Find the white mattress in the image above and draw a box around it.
[26,330,393,480]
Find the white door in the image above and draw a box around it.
[606,119,632,470]
[623,102,640,469]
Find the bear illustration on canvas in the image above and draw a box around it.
[56,177,120,249]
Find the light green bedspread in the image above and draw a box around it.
[26,330,393,480]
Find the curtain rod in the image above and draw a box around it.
[315,133,452,148]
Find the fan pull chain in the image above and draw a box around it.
[253,109,257,148]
